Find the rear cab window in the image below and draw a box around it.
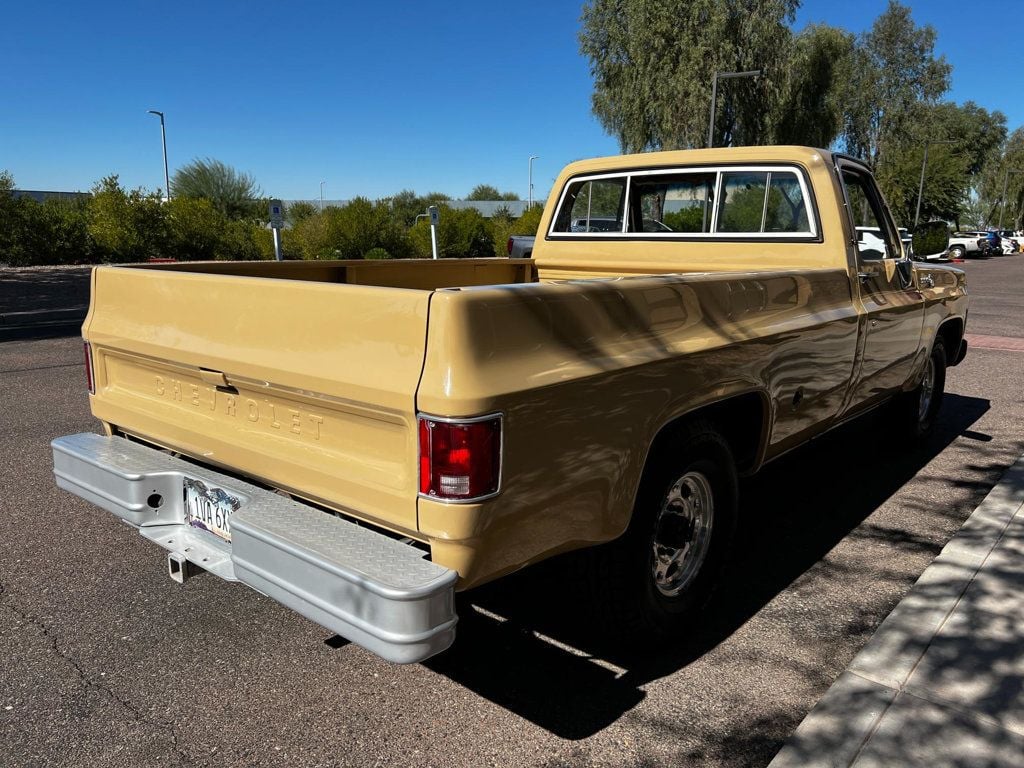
[548,165,816,240]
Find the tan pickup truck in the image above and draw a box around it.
[53,146,968,663]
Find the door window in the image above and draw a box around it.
[841,169,896,261]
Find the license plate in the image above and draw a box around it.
[183,478,241,542]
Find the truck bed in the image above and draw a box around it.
[83,259,531,540]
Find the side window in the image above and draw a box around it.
[765,174,810,232]
[627,173,715,233]
[551,177,627,233]
[717,172,768,233]
[841,170,895,260]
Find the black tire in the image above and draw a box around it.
[949,245,965,259]
[894,342,947,441]
[586,420,738,644]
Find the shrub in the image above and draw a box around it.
[364,247,392,260]
[410,205,493,258]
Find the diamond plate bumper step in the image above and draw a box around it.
[52,433,458,663]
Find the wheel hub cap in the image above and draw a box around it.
[651,471,714,597]
[918,355,936,422]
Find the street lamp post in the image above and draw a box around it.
[914,139,956,228]
[319,181,326,212]
[528,155,539,209]
[147,110,170,200]
[998,168,1022,230]
[707,70,762,149]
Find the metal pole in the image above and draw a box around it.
[430,224,438,260]
[914,139,955,228]
[707,74,719,149]
[707,70,762,149]
[147,110,170,200]
[319,181,325,212]
[528,155,539,209]
[914,144,930,229]
[272,227,283,261]
[997,170,1021,230]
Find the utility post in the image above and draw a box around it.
[998,168,1021,230]
[528,155,539,209]
[707,70,762,149]
[428,205,440,260]
[269,200,285,261]
[914,139,956,228]
[147,110,171,200]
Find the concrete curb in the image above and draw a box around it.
[768,452,1024,767]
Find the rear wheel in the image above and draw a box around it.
[588,421,738,643]
[949,245,965,259]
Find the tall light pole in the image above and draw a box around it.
[528,155,539,209]
[998,168,1021,229]
[707,70,762,149]
[147,110,170,200]
[319,181,326,212]
[914,139,956,228]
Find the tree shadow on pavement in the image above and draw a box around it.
[427,392,996,743]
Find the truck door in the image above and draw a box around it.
[838,161,924,412]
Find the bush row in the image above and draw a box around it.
[0,172,544,266]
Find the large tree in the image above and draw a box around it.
[171,158,263,220]
[579,0,798,152]
[841,1,951,166]
[773,24,855,148]
[467,184,519,201]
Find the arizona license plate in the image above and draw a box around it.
[183,478,241,542]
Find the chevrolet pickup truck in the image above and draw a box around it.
[53,146,968,663]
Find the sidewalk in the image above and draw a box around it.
[769,452,1024,767]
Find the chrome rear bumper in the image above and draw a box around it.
[51,433,457,663]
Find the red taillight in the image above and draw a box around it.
[83,341,95,395]
[418,415,501,501]
[507,237,514,256]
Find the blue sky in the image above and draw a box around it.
[2,0,1020,203]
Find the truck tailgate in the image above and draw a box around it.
[84,266,429,534]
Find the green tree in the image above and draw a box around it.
[287,201,318,226]
[88,176,168,262]
[580,0,797,152]
[292,198,411,260]
[841,1,951,166]
[773,24,855,147]
[410,205,493,258]
[467,184,519,201]
[875,101,1006,227]
[171,158,262,220]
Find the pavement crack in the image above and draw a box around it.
[0,574,191,767]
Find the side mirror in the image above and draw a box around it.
[912,221,950,259]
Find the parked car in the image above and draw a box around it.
[507,235,534,258]
[996,230,1021,253]
[53,146,968,664]
[947,232,987,259]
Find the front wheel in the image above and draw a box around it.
[949,245,965,260]
[586,421,738,643]
[894,342,947,441]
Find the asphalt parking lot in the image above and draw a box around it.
[2,256,1023,768]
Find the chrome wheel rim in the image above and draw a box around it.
[651,471,714,597]
[918,354,936,423]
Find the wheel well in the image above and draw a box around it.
[936,318,965,363]
[648,392,768,476]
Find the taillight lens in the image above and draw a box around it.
[84,341,95,395]
[419,416,501,501]
[506,237,514,256]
